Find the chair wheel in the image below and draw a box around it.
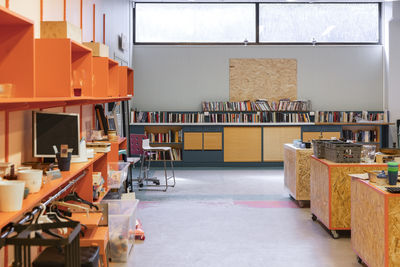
[154,181,160,185]
[357,256,363,264]
[139,183,143,188]
[312,214,317,221]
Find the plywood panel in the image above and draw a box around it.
[295,148,313,200]
[0,111,5,162]
[330,165,386,229]
[351,179,385,267]
[322,132,341,140]
[8,110,33,166]
[388,196,400,266]
[263,127,301,161]
[42,107,63,113]
[229,58,297,102]
[184,132,202,150]
[284,145,296,198]
[204,132,222,150]
[302,132,322,143]
[310,158,330,228]
[224,127,261,162]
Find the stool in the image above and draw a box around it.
[80,227,109,267]
[33,246,100,267]
[138,139,176,192]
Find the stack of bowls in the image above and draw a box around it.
[0,180,25,211]
[17,169,43,193]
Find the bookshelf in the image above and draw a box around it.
[144,126,183,161]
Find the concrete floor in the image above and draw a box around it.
[110,168,360,267]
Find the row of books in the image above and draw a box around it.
[314,111,388,123]
[131,111,205,123]
[148,148,182,161]
[342,130,378,143]
[131,111,311,123]
[145,130,183,143]
[208,112,311,123]
[201,100,310,112]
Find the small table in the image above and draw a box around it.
[351,176,400,267]
[283,144,313,207]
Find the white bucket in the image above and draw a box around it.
[17,169,43,193]
[0,180,25,212]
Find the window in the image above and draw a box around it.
[259,3,380,43]
[135,3,255,43]
[134,3,380,44]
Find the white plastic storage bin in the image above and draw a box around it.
[107,162,130,189]
[101,199,139,262]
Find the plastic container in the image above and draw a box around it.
[17,169,43,193]
[107,162,130,189]
[101,199,139,262]
[388,162,399,186]
[312,140,330,158]
[361,145,376,163]
[0,180,25,211]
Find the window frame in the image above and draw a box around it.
[133,2,382,45]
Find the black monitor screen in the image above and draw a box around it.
[33,112,80,157]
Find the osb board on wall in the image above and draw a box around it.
[295,149,313,200]
[330,165,386,229]
[388,196,400,266]
[310,158,330,228]
[229,58,297,102]
[351,179,385,267]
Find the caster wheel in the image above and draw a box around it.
[139,183,144,188]
[312,214,317,221]
[331,230,340,239]
[298,201,305,208]
[154,181,160,185]
[357,256,363,264]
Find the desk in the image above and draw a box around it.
[283,144,313,206]
[351,177,400,267]
[310,156,386,238]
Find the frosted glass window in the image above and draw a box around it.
[135,3,255,43]
[259,4,379,43]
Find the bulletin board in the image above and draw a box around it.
[229,58,297,102]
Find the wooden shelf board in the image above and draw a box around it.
[150,142,182,145]
[0,5,34,25]
[95,187,111,203]
[71,40,92,54]
[70,212,103,227]
[118,137,127,145]
[0,153,104,230]
[108,58,118,66]
[0,96,131,111]
[315,122,393,126]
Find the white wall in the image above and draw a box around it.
[132,45,383,111]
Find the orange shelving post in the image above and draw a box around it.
[118,66,128,97]
[92,57,109,97]
[35,39,93,97]
[0,6,35,98]
[108,59,119,97]
[127,67,134,96]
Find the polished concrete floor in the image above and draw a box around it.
[110,168,360,267]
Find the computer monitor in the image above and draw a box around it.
[33,111,80,158]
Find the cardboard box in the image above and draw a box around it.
[40,21,82,43]
[83,42,109,57]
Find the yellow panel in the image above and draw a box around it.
[224,127,261,162]
[263,127,301,161]
[83,42,109,57]
[302,132,322,142]
[40,21,82,43]
[322,132,341,140]
[184,132,202,150]
[204,132,222,150]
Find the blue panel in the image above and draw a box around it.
[183,151,223,162]
[183,126,203,132]
[203,126,223,132]
[130,125,145,134]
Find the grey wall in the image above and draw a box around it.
[132,45,383,112]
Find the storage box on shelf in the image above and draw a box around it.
[107,162,130,189]
[108,59,119,97]
[0,6,35,98]
[35,38,93,97]
[83,42,109,57]
[101,199,139,262]
[40,21,82,43]
[92,58,120,97]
